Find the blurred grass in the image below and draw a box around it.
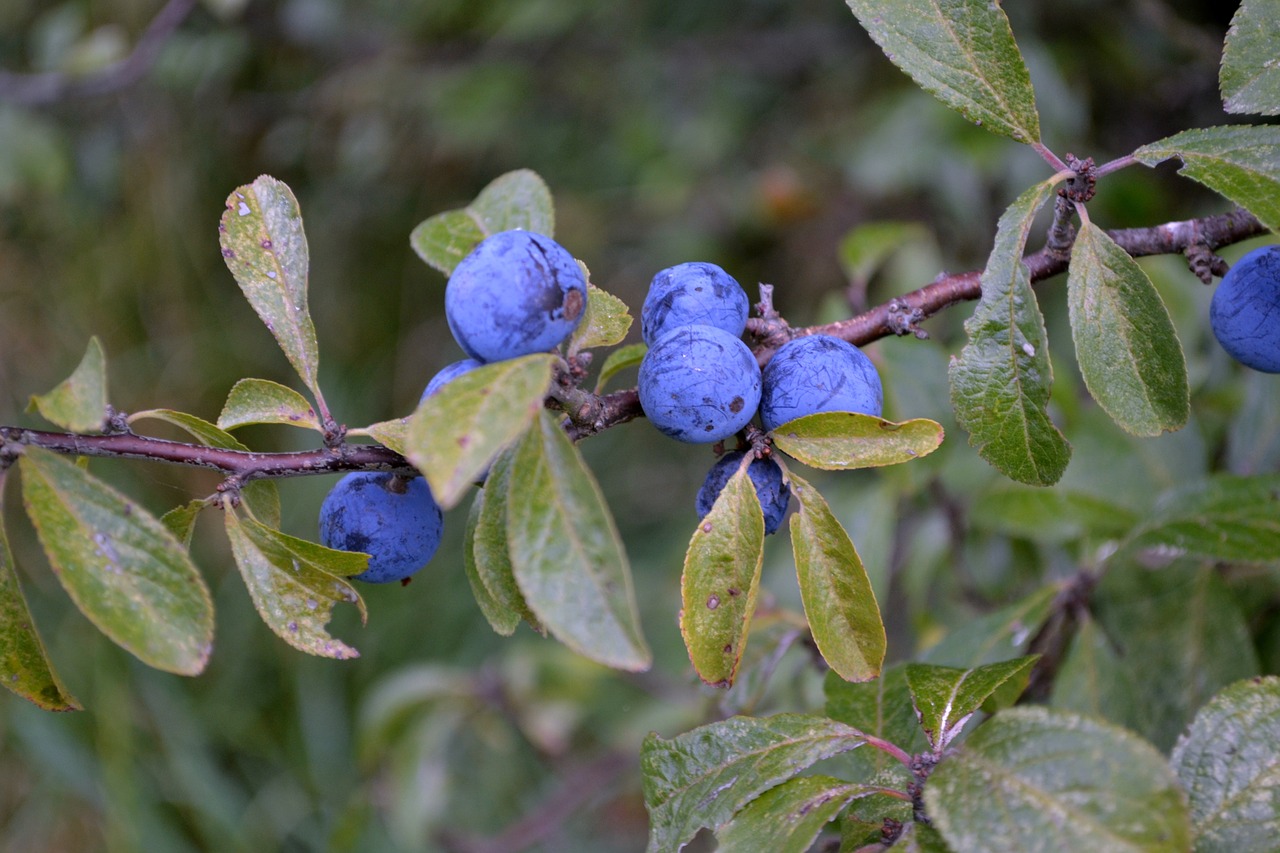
[0,0,1255,849]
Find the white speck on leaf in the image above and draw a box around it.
[238,201,251,216]
[1022,342,1036,357]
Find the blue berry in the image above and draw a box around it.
[760,335,882,432]
[1210,245,1280,373]
[641,262,749,345]
[696,452,791,535]
[638,324,762,443]
[319,472,444,584]
[445,230,587,363]
[421,358,483,402]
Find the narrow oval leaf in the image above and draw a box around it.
[569,281,634,354]
[680,458,765,687]
[1117,474,1280,564]
[1220,0,1280,116]
[844,0,1040,144]
[506,411,650,671]
[920,584,1057,668]
[219,175,322,398]
[410,169,555,275]
[472,449,542,634]
[950,180,1070,485]
[594,342,647,393]
[968,486,1138,544]
[641,714,866,853]
[789,472,885,683]
[1134,126,1280,232]
[771,412,943,470]
[28,336,107,433]
[1068,222,1188,436]
[715,775,878,853]
[1172,676,1280,852]
[223,510,367,660]
[825,665,930,772]
[217,378,321,432]
[363,417,409,456]
[18,447,214,675]
[129,408,281,528]
[0,481,80,711]
[904,656,1038,753]
[926,707,1191,853]
[406,353,555,510]
[462,488,520,636]
[160,500,205,549]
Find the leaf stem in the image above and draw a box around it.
[1096,154,1138,178]
[1033,142,1070,173]
[862,734,914,769]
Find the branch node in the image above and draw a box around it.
[1045,195,1078,257]
[104,406,132,436]
[885,298,928,339]
[1059,154,1097,204]
[1185,238,1228,285]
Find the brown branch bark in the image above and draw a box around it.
[0,0,198,106]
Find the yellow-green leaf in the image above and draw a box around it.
[18,447,214,676]
[770,412,943,469]
[471,448,541,634]
[594,343,647,393]
[223,510,367,660]
[569,281,633,354]
[789,472,885,683]
[160,500,205,549]
[462,487,521,636]
[28,336,108,433]
[217,378,321,432]
[406,353,555,510]
[680,457,765,687]
[363,417,409,456]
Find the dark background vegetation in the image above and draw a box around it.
[0,1,1270,850]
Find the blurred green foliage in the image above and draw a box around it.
[0,0,1268,850]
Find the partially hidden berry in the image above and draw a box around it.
[760,334,883,432]
[1210,245,1280,373]
[638,324,762,443]
[696,451,791,535]
[641,261,749,345]
[421,358,483,402]
[445,230,587,363]
[319,472,444,584]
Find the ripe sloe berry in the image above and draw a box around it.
[421,358,483,402]
[760,334,882,432]
[319,472,444,584]
[696,451,791,535]
[445,230,587,363]
[1210,245,1280,373]
[641,262,749,345]
[638,324,761,443]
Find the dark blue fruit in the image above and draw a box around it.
[1210,245,1280,373]
[319,472,444,584]
[638,324,762,443]
[760,334,882,432]
[445,230,588,363]
[696,451,791,535]
[421,358,483,402]
[641,262,749,345]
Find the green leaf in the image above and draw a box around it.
[1171,676,1280,852]
[770,412,943,470]
[1067,222,1189,436]
[406,353,555,510]
[217,378,321,432]
[640,714,866,853]
[128,408,281,528]
[920,584,1057,668]
[18,447,214,675]
[410,169,555,275]
[568,280,633,354]
[0,477,80,711]
[223,510,367,660]
[680,457,765,687]
[789,472,885,683]
[1093,562,1259,752]
[968,486,1137,544]
[844,0,1040,144]
[838,220,931,285]
[1117,475,1280,565]
[28,336,107,433]
[462,487,520,636]
[950,180,1070,485]
[904,657,1038,752]
[893,823,954,852]
[219,175,323,400]
[926,707,1191,853]
[363,418,409,456]
[1048,616,1142,732]
[506,410,650,671]
[594,342,647,393]
[160,500,205,549]
[472,449,542,634]
[715,775,877,853]
[1134,126,1280,232]
[1220,0,1280,116]
[825,664,930,771]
